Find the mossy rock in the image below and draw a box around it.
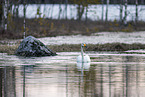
[15,36,57,57]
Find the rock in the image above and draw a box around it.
[15,36,57,57]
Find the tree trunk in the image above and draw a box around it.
[101,0,104,21]
[23,0,26,39]
[120,0,123,22]
[50,4,54,19]
[0,1,3,26]
[58,0,62,20]
[135,0,138,23]
[77,4,81,20]
[16,4,19,18]
[77,4,85,21]
[13,3,19,18]
[123,0,128,25]
[85,6,88,22]
[105,0,109,22]
[4,0,8,30]
[85,0,88,22]
[1,0,4,29]
[65,0,68,20]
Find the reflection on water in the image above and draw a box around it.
[0,67,16,97]
[1,52,145,97]
[77,63,90,70]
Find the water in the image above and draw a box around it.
[1,51,145,97]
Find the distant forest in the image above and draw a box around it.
[5,0,145,4]
[1,0,145,39]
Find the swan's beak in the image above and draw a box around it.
[83,44,87,48]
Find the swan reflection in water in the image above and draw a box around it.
[77,62,90,71]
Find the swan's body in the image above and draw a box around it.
[77,54,90,63]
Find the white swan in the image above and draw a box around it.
[77,43,90,70]
[77,43,91,63]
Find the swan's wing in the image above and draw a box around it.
[84,55,91,62]
[77,55,82,62]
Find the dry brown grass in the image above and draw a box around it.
[48,43,145,52]
[1,43,145,55]
[1,18,145,40]
[0,45,19,55]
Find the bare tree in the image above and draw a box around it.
[3,0,8,30]
[105,0,109,22]
[72,0,86,21]
[123,0,128,25]
[135,0,138,22]
[58,0,62,19]
[120,0,123,22]
[65,0,68,20]
[77,3,85,20]
[23,0,26,39]
[85,0,91,22]
[0,1,3,27]
[13,0,20,18]
[50,4,54,19]
[1,1,4,29]
[85,1,88,22]
[101,0,104,21]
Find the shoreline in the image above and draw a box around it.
[1,31,145,45]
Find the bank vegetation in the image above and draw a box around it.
[1,43,145,55]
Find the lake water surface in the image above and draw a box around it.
[1,32,145,97]
[1,50,145,97]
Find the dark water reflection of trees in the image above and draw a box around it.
[0,55,145,97]
[78,56,144,97]
[0,67,16,97]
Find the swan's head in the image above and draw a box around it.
[81,43,87,47]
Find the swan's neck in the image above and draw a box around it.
[81,46,84,63]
